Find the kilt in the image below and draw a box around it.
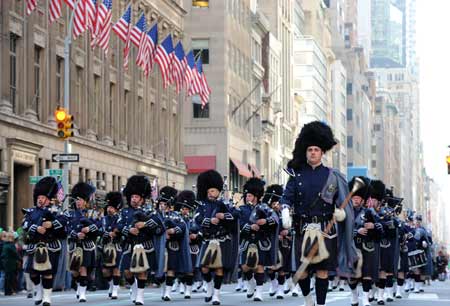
[239,241,274,267]
[294,221,338,273]
[361,242,380,279]
[279,243,292,272]
[25,250,60,275]
[380,239,395,273]
[398,251,409,274]
[197,236,235,270]
[120,249,156,272]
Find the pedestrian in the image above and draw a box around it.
[1,231,19,295]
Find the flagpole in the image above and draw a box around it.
[62,0,82,210]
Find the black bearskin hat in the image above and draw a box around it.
[406,209,415,221]
[348,176,372,201]
[71,182,96,202]
[415,214,423,222]
[262,184,284,205]
[175,190,198,211]
[122,175,151,201]
[196,170,224,201]
[243,177,265,201]
[105,191,123,210]
[158,186,178,206]
[33,176,58,204]
[369,180,386,201]
[384,187,403,208]
[287,121,337,170]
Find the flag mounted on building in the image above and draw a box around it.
[131,11,146,47]
[73,0,87,39]
[92,0,113,53]
[155,34,174,88]
[185,50,200,96]
[112,4,132,69]
[86,0,97,36]
[49,0,62,23]
[56,180,65,203]
[26,0,38,16]
[64,0,74,10]
[196,57,211,107]
[171,41,186,94]
[134,13,149,74]
[144,23,158,76]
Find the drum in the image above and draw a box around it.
[408,249,428,270]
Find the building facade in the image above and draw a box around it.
[0,0,187,229]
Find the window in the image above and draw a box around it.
[56,57,63,103]
[192,0,209,8]
[109,83,115,131]
[34,46,42,116]
[112,175,117,190]
[346,82,352,95]
[192,39,209,64]
[10,33,18,112]
[347,136,353,148]
[193,95,209,118]
[374,124,381,131]
[347,162,354,167]
[347,108,353,120]
[371,160,377,168]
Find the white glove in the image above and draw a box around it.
[281,207,292,229]
[334,208,346,222]
[422,241,428,248]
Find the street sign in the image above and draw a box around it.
[29,176,44,184]
[46,169,64,176]
[52,153,79,163]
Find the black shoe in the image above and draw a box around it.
[43,302,51,306]
[328,288,333,292]
[212,301,220,306]
[377,301,385,305]
[254,297,263,302]
[369,297,375,302]
[269,292,276,297]
[111,296,117,300]
[163,296,171,301]
[236,288,241,292]
[28,293,33,299]
[135,302,143,306]
[387,297,394,302]
[339,288,345,292]
[76,295,79,300]
[276,296,284,300]
[352,303,359,306]
[35,300,43,305]
[420,289,424,293]
[292,292,298,297]
[79,299,86,303]
[185,295,191,299]
[284,290,290,294]
[205,296,213,302]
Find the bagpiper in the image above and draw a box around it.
[22,177,68,306]
[67,182,98,303]
[413,214,433,293]
[194,170,239,306]
[99,191,123,299]
[175,190,202,299]
[280,121,358,306]
[264,184,291,300]
[118,175,165,305]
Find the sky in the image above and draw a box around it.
[416,0,450,201]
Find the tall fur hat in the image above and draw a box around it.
[384,187,403,207]
[158,186,178,206]
[262,184,284,205]
[196,170,224,201]
[243,177,265,201]
[175,190,198,211]
[369,180,386,201]
[122,175,151,201]
[71,182,96,202]
[105,191,123,209]
[287,121,337,170]
[33,176,58,204]
[348,176,372,201]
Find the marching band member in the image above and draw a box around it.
[280,121,358,306]
[413,214,433,293]
[22,177,68,306]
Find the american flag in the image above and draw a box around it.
[112,4,132,69]
[130,12,146,47]
[26,0,38,16]
[146,24,158,73]
[73,0,87,39]
[56,180,65,203]
[49,0,62,23]
[171,41,186,94]
[86,0,97,36]
[155,34,174,88]
[134,13,148,73]
[64,0,74,10]
[93,0,113,53]
[186,51,201,96]
[196,57,211,107]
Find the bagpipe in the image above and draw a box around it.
[360,207,382,242]
[163,211,184,241]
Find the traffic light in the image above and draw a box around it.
[447,155,450,174]
[54,107,74,139]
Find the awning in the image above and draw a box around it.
[230,158,252,178]
[249,164,262,178]
[184,155,216,174]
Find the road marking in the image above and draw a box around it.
[407,293,439,300]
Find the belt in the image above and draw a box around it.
[300,214,333,223]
